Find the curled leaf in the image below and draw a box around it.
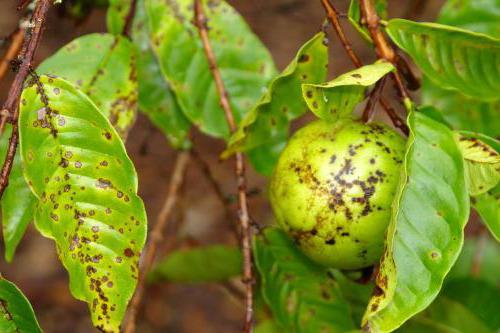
[302,61,394,122]
[363,111,469,332]
[19,76,147,332]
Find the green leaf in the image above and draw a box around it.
[455,133,500,195]
[255,319,281,333]
[223,32,328,175]
[363,111,470,332]
[443,277,500,330]
[421,78,500,137]
[254,228,356,333]
[0,276,42,333]
[19,76,147,333]
[37,33,138,139]
[302,61,394,122]
[149,245,242,283]
[348,0,388,42]
[386,19,500,101]
[447,236,500,284]
[146,0,276,139]
[131,0,191,149]
[438,0,500,38]
[473,186,500,240]
[106,0,132,35]
[0,126,36,262]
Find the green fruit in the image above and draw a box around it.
[270,119,406,270]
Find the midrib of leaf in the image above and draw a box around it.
[0,299,20,333]
[82,37,120,96]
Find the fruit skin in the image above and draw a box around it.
[270,119,406,270]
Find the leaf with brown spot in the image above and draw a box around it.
[37,33,138,139]
[223,32,328,175]
[19,76,147,333]
[363,110,470,332]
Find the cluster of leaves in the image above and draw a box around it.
[0,0,498,332]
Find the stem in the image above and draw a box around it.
[122,0,138,38]
[361,76,386,123]
[320,0,409,134]
[359,0,411,100]
[0,0,51,201]
[123,150,190,333]
[0,29,24,82]
[193,2,254,332]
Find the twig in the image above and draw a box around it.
[362,76,386,122]
[193,1,254,332]
[320,0,409,135]
[359,0,411,100]
[0,0,51,201]
[0,29,24,82]
[122,0,138,38]
[123,150,190,333]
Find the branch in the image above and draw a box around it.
[0,29,24,82]
[123,150,190,333]
[193,1,254,332]
[122,0,138,38]
[0,0,51,201]
[321,0,409,135]
[359,0,411,100]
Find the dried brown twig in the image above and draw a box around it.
[320,0,409,135]
[124,150,190,333]
[0,0,51,201]
[193,1,255,332]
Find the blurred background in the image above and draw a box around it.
[0,1,476,332]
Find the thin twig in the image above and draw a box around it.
[124,150,190,333]
[122,0,138,38]
[362,76,386,122]
[0,29,24,82]
[193,1,254,332]
[0,0,51,201]
[359,0,411,100]
[320,0,409,134]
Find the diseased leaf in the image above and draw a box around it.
[302,61,394,122]
[131,0,191,149]
[455,133,500,195]
[37,33,138,139]
[0,125,36,262]
[348,0,388,42]
[473,186,500,240]
[106,0,132,35]
[19,76,147,332]
[146,0,276,138]
[254,228,356,333]
[224,32,328,175]
[386,19,500,101]
[0,276,42,333]
[438,0,500,38]
[363,111,469,332]
[149,245,242,283]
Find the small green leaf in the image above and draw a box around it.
[348,0,388,42]
[473,186,500,240]
[37,33,138,139]
[0,276,42,333]
[131,0,191,149]
[106,0,132,35]
[149,245,242,283]
[223,32,328,175]
[254,228,356,333]
[363,111,470,332]
[455,133,500,195]
[443,277,500,330]
[386,19,500,101]
[19,76,147,332]
[146,0,276,138]
[438,0,500,38]
[302,61,394,122]
[0,126,36,262]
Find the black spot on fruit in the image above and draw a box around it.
[270,119,405,269]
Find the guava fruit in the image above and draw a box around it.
[270,119,406,270]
